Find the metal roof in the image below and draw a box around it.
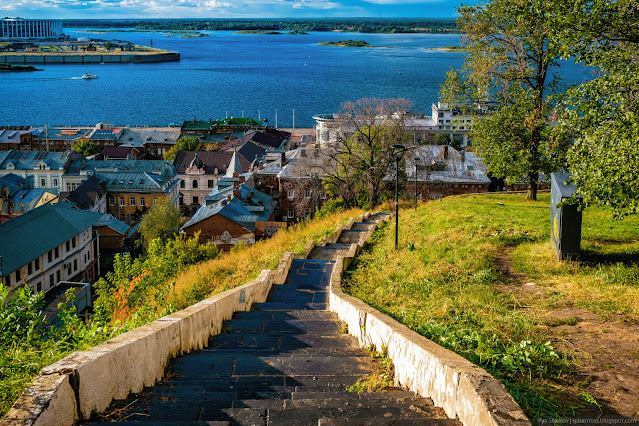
[119,128,181,146]
[0,150,76,171]
[0,202,127,275]
[182,183,274,232]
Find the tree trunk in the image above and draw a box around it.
[526,176,538,201]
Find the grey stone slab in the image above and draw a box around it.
[232,399,285,409]
[253,303,327,311]
[200,407,267,424]
[285,375,364,388]
[223,319,265,332]
[231,356,289,377]
[173,356,234,377]
[252,356,371,376]
[233,311,276,320]
[262,320,340,334]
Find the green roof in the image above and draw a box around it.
[0,202,128,276]
[181,120,213,132]
[213,117,262,127]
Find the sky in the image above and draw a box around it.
[0,0,466,19]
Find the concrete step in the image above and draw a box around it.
[252,302,327,311]
[264,406,445,426]
[234,310,338,321]
[351,222,374,231]
[223,319,341,334]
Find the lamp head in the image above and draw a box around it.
[390,144,406,161]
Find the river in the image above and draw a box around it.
[0,29,589,128]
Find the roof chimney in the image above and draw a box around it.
[239,175,245,183]
[233,189,241,198]
[280,151,286,166]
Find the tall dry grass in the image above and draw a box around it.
[167,208,364,310]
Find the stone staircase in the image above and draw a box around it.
[89,214,457,425]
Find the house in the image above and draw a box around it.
[60,175,107,213]
[117,127,181,159]
[255,145,332,224]
[238,129,290,151]
[99,146,143,160]
[313,102,493,148]
[0,126,43,151]
[4,189,58,214]
[0,202,128,296]
[181,158,278,249]
[407,145,491,201]
[0,173,29,214]
[64,159,180,224]
[0,150,81,194]
[173,150,251,214]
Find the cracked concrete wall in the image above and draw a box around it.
[329,214,531,426]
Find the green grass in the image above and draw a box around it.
[342,193,639,421]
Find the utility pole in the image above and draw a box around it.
[275,110,278,128]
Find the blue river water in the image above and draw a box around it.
[0,30,589,128]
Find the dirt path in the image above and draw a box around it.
[495,250,639,419]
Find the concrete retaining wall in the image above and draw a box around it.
[1,52,180,64]
[328,215,531,426]
[4,268,278,424]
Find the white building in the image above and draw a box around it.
[0,202,126,296]
[0,18,64,40]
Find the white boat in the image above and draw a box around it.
[81,73,98,79]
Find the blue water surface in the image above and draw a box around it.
[0,30,588,128]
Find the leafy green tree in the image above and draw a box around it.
[551,0,639,217]
[139,197,183,245]
[72,139,100,156]
[163,137,202,161]
[442,0,570,201]
[321,98,412,209]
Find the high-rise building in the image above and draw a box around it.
[0,18,64,40]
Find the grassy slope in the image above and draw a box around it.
[342,193,639,420]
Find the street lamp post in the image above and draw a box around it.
[391,144,406,250]
[414,156,420,210]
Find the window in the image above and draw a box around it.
[73,259,77,272]
[40,177,46,187]
[35,258,39,270]
[287,190,295,200]
[119,197,125,206]
[53,178,58,186]
[72,237,76,248]
[130,197,136,206]
[140,198,145,207]
[304,190,312,198]
[193,196,199,205]
[66,241,70,252]
[287,208,294,218]
[438,112,444,118]
[5,275,9,287]
[49,274,54,288]
[180,180,185,188]
[67,183,72,191]
[15,269,21,281]
[36,282,41,293]
[56,270,60,283]
[120,213,125,221]
[208,180,215,188]
[28,262,32,275]
[54,247,59,259]
[48,251,52,263]
[109,197,115,206]
[192,180,198,189]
